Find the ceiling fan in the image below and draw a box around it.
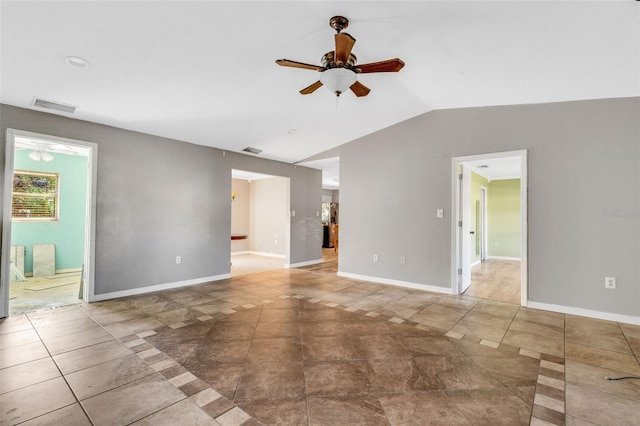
[276,16,405,98]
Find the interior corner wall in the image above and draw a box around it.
[231,178,250,252]
[0,104,322,298]
[339,97,640,317]
[487,179,521,259]
[249,177,288,256]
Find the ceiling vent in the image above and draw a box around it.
[242,147,262,155]
[32,98,76,114]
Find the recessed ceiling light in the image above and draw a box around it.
[287,129,297,135]
[64,56,90,69]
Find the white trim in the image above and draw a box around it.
[1,129,98,316]
[233,251,286,259]
[93,274,231,302]
[337,271,454,295]
[231,251,252,256]
[452,149,528,307]
[286,259,322,268]
[527,301,640,326]
[470,260,482,268]
[1,136,16,318]
[487,256,522,261]
[55,268,83,274]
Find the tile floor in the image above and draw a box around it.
[1,251,639,425]
[8,272,82,316]
[465,259,521,305]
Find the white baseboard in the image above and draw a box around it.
[470,260,481,268]
[232,251,286,259]
[487,256,521,261]
[92,274,231,302]
[337,271,453,295]
[286,259,323,268]
[56,267,83,274]
[527,301,640,326]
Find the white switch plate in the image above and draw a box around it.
[176,256,181,264]
[373,254,379,262]
[400,257,406,265]
[436,209,444,218]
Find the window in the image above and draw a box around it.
[12,170,60,221]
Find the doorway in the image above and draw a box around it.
[452,150,528,306]
[1,129,97,318]
[230,169,290,277]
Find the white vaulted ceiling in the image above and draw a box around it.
[1,1,638,172]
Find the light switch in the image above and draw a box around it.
[436,209,444,218]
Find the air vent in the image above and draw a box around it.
[478,165,489,168]
[32,98,76,114]
[242,147,262,155]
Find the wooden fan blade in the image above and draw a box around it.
[276,59,324,72]
[300,80,323,95]
[350,81,371,97]
[356,58,405,74]
[335,33,356,64]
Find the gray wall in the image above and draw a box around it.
[0,104,322,297]
[339,97,639,317]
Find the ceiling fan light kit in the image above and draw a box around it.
[276,16,404,98]
[28,150,54,162]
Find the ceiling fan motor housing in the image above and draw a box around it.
[322,52,358,69]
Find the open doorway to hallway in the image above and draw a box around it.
[230,170,290,277]
[2,130,97,317]
[452,150,527,306]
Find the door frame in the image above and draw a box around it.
[229,169,291,269]
[480,186,488,261]
[451,149,528,306]
[1,129,98,318]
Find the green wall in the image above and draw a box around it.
[488,178,521,258]
[470,171,489,263]
[11,150,88,274]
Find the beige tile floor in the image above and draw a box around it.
[465,259,521,305]
[230,254,286,277]
[8,272,82,316]
[1,250,639,425]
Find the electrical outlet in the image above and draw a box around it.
[176,256,181,264]
[605,277,616,289]
[400,257,406,265]
[495,242,500,247]
[373,254,379,262]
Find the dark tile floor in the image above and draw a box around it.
[2,251,640,425]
